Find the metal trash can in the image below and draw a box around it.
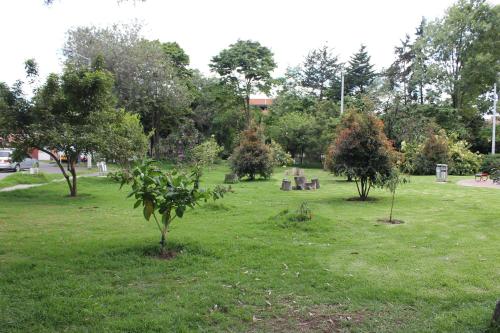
[436,164,448,182]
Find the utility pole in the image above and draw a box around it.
[340,71,344,115]
[493,82,498,155]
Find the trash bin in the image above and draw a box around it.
[436,164,448,182]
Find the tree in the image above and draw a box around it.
[386,35,414,105]
[4,64,116,196]
[189,73,245,156]
[230,127,273,180]
[210,40,276,124]
[112,161,229,256]
[161,41,192,79]
[301,45,341,100]
[377,167,409,223]
[326,110,395,200]
[426,0,498,110]
[266,112,318,163]
[346,45,377,95]
[63,24,192,158]
[101,109,150,167]
[189,136,223,167]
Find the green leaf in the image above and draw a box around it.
[143,201,154,221]
[134,200,142,209]
[175,206,185,218]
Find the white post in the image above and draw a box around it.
[493,83,498,155]
[340,71,344,115]
[87,154,92,169]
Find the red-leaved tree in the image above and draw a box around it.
[326,110,395,200]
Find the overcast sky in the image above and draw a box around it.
[1,0,498,87]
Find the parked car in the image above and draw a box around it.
[0,149,38,172]
[58,152,88,163]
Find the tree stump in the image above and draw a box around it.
[294,176,306,190]
[224,173,239,184]
[281,179,292,191]
[492,300,500,327]
[311,178,320,189]
[305,182,315,190]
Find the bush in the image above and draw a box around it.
[160,119,201,163]
[403,130,483,175]
[269,140,293,167]
[189,136,224,167]
[326,110,395,200]
[230,128,273,180]
[448,140,482,175]
[102,109,149,166]
[412,131,449,175]
[480,154,500,173]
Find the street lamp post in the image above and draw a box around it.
[72,52,92,168]
[340,71,344,115]
[492,83,498,155]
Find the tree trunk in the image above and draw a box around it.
[160,228,168,255]
[355,177,370,201]
[389,190,396,222]
[40,148,75,197]
[69,158,77,197]
[245,95,250,127]
[419,81,424,105]
[159,212,172,255]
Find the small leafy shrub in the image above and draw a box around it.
[269,140,294,167]
[293,202,313,222]
[277,202,312,223]
[111,160,230,255]
[480,154,500,173]
[230,127,273,180]
[189,136,224,167]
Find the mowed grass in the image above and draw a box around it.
[0,165,499,332]
[0,172,61,190]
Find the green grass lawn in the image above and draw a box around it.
[0,165,499,332]
[0,172,61,190]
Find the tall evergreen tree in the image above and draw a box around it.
[387,35,414,105]
[409,18,430,105]
[346,45,376,95]
[301,45,341,100]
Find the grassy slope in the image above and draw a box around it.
[0,165,499,332]
[0,173,61,190]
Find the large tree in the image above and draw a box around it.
[1,62,144,197]
[301,45,341,100]
[345,45,377,95]
[386,35,415,105]
[426,0,499,110]
[63,24,192,158]
[210,40,276,125]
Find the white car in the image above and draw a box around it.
[0,149,38,172]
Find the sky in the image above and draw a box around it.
[1,0,498,88]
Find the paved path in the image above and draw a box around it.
[0,172,101,192]
[0,162,89,180]
[457,179,500,189]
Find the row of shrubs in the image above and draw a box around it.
[186,131,292,180]
[188,125,498,179]
[401,130,498,175]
